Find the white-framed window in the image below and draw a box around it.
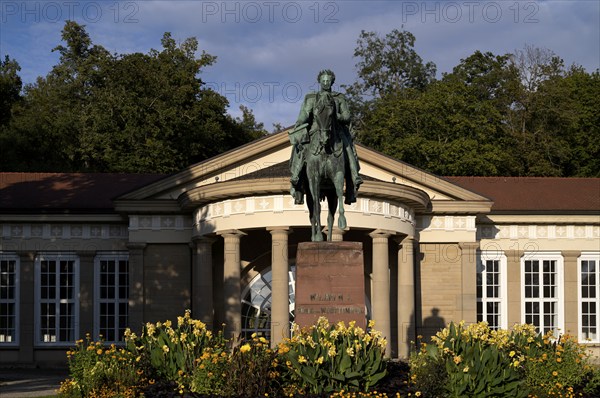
[35,253,79,345]
[521,252,564,335]
[477,251,508,329]
[0,253,19,345]
[94,253,129,342]
[578,252,600,343]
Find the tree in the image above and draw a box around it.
[347,29,599,177]
[0,55,22,126]
[343,29,436,129]
[2,21,266,172]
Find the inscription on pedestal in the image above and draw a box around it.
[295,242,366,329]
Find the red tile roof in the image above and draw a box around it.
[446,177,600,212]
[0,173,166,213]
[1,173,598,214]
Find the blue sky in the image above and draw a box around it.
[1,0,599,130]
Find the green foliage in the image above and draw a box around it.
[348,29,600,177]
[427,323,526,398]
[411,321,600,398]
[126,309,227,394]
[1,21,265,173]
[190,346,230,395]
[523,333,596,398]
[221,334,283,397]
[0,55,22,127]
[58,334,144,397]
[279,317,387,395]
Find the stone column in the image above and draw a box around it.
[18,252,35,364]
[397,235,415,359]
[217,229,246,340]
[505,250,523,326]
[192,236,216,327]
[268,227,291,346]
[459,242,480,324]
[562,250,580,336]
[127,243,146,334]
[77,251,96,339]
[369,229,393,357]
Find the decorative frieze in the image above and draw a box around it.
[196,196,415,227]
[128,215,191,231]
[1,224,127,240]
[478,224,599,240]
[417,216,477,232]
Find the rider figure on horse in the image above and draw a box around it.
[289,69,363,205]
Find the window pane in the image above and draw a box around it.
[97,256,129,342]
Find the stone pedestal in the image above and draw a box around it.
[295,242,366,329]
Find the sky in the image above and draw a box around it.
[1,0,599,130]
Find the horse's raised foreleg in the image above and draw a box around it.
[334,171,346,230]
[308,173,323,242]
[326,190,337,241]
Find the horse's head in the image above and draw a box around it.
[313,93,336,152]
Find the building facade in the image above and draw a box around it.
[1,131,599,366]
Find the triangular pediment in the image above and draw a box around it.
[114,129,492,215]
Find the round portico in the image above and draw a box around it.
[180,175,429,357]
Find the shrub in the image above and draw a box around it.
[410,321,600,398]
[189,346,230,395]
[523,333,595,398]
[278,317,388,395]
[126,309,227,395]
[225,334,283,397]
[58,334,144,397]
[422,322,526,398]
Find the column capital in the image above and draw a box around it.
[127,242,147,251]
[458,241,479,251]
[192,235,217,244]
[267,226,292,235]
[75,250,96,258]
[561,250,581,260]
[394,235,415,245]
[217,229,247,237]
[369,229,395,239]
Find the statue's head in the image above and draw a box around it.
[317,69,336,85]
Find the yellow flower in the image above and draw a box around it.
[298,355,307,364]
[556,357,562,363]
[96,349,103,355]
[453,355,462,364]
[552,371,558,377]
[415,392,422,397]
[240,343,251,353]
[162,345,169,353]
[509,350,516,357]
[315,356,324,365]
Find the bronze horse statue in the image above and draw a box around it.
[289,70,361,241]
[289,117,348,242]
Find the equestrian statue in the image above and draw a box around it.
[288,69,363,242]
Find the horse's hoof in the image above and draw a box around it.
[338,215,347,229]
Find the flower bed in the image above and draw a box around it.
[58,313,600,397]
